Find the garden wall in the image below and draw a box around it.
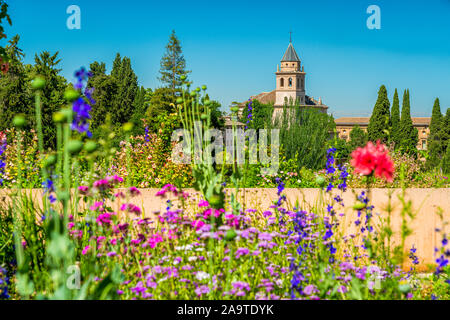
[1,188,448,270]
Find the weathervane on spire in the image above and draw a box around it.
[289,30,292,43]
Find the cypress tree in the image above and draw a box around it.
[399,89,418,155]
[442,108,450,152]
[390,88,401,148]
[442,140,450,174]
[427,98,443,167]
[368,85,390,143]
[158,30,190,95]
[110,55,138,126]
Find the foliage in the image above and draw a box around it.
[158,30,190,93]
[428,98,445,169]
[348,125,368,151]
[240,99,273,130]
[398,89,418,156]
[390,88,401,148]
[368,85,390,143]
[32,51,67,150]
[0,36,33,134]
[274,105,335,170]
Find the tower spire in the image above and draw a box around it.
[289,30,292,43]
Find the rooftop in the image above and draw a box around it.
[281,43,300,62]
[335,117,431,126]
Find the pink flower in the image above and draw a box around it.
[129,186,141,196]
[155,184,179,198]
[107,175,124,184]
[350,140,394,182]
[198,200,209,207]
[120,203,142,215]
[67,222,75,230]
[96,212,115,226]
[78,186,89,195]
[90,201,105,212]
[192,220,205,230]
[93,179,110,190]
[82,245,90,255]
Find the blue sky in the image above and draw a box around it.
[3,0,450,117]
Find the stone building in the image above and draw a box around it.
[234,40,431,151]
[334,117,431,150]
[238,40,329,116]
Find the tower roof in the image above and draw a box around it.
[281,43,300,62]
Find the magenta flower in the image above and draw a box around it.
[129,186,141,196]
[120,203,142,215]
[82,245,90,255]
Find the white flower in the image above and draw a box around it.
[195,271,210,281]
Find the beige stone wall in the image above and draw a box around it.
[2,188,448,270]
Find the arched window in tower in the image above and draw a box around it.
[280,78,284,87]
[297,78,300,88]
[301,78,304,89]
[288,78,292,87]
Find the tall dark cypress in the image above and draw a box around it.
[368,85,391,143]
[427,98,443,167]
[399,89,418,155]
[390,88,401,148]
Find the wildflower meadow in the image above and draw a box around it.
[0,1,449,308]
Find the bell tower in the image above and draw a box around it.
[275,39,306,106]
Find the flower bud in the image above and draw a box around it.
[353,201,366,210]
[60,108,73,121]
[84,141,98,153]
[176,98,183,104]
[44,154,57,168]
[190,91,197,97]
[53,111,66,123]
[200,113,208,120]
[123,122,134,133]
[67,140,83,154]
[195,87,201,92]
[13,115,26,128]
[31,77,46,90]
[204,100,211,106]
[64,89,80,102]
[201,85,207,91]
[180,75,187,81]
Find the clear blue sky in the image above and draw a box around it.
[3,0,450,117]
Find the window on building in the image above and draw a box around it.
[280,78,284,87]
[288,78,292,87]
[422,140,427,150]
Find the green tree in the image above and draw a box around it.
[129,86,148,136]
[274,104,335,170]
[0,35,33,133]
[368,85,390,143]
[348,125,368,151]
[110,55,138,127]
[32,51,67,149]
[442,140,450,175]
[443,108,450,147]
[158,30,190,94]
[145,87,177,133]
[88,61,118,132]
[398,89,418,156]
[0,0,12,62]
[240,99,273,131]
[427,98,444,168]
[390,88,401,148]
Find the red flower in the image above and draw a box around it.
[350,141,394,182]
